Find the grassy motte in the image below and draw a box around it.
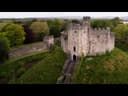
[15,46,67,84]
[0,50,49,84]
[72,48,128,84]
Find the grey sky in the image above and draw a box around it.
[0,12,128,18]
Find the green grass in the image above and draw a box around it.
[15,46,67,84]
[72,48,128,84]
[0,50,49,84]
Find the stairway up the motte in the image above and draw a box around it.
[56,58,79,84]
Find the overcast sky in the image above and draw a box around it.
[0,12,128,18]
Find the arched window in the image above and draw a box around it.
[73,46,76,52]
[74,31,77,33]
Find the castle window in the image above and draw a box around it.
[97,35,100,38]
[64,37,67,40]
[73,46,76,52]
[74,31,77,33]
[88,28,89,32]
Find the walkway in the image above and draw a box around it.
[57,58,79,84]
[9,42,47,58]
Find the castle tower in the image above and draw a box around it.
[60,16,115,61]
[83,16,90,27]
[67,21,81,61]
[81,16,90,57]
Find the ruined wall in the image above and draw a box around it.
[43,35,54,48]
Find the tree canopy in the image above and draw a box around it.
[30,21,49,35]
[2,23,26,47]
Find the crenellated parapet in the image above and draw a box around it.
[60,16,115,60]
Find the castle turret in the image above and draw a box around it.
[83,16,90,27]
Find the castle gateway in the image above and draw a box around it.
[61,16,115,61]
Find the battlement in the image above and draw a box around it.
[83,16,90,21]
[70,16,111,33]
[90,27,110,32]
[61,16,115,60]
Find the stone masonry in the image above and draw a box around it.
[61,16,115,61]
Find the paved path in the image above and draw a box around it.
[57,59,79,84]
[9,42,47,58]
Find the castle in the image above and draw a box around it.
[61,16,115,61]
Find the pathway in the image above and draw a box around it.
[9,42,47,58]
[57,58,79,84]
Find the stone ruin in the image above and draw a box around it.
[43,35,54,49]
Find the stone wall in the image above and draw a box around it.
[88,28,111,56]
[43,35,54,49]
[61,16,115,60]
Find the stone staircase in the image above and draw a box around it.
[56,58,79,84]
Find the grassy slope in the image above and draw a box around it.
[0,50,49,84]
[72,48,128,84]
[14,46,67,84]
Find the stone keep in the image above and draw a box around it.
[61,16,115,61]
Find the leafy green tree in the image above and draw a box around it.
[111,17,121,26]
[0,36,10,63]
[30,21,49,35]
[113,24,128,41]
[47,19,65,37]
[90,19,113,29]
[2,23,26,47]
[0,32,10,48]
[30,21,49,41]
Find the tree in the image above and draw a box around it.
[23,24,35,44]
[113,24,128,41]
[30,21,49,34]
[47,19,65,37]
[2,23,26,47]
[111,17,121,30]
[90,19,113,29]
[0,36,10,63]
[30,21,49,41]
[0,32,10,48]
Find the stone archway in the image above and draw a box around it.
[73,54,76,61]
